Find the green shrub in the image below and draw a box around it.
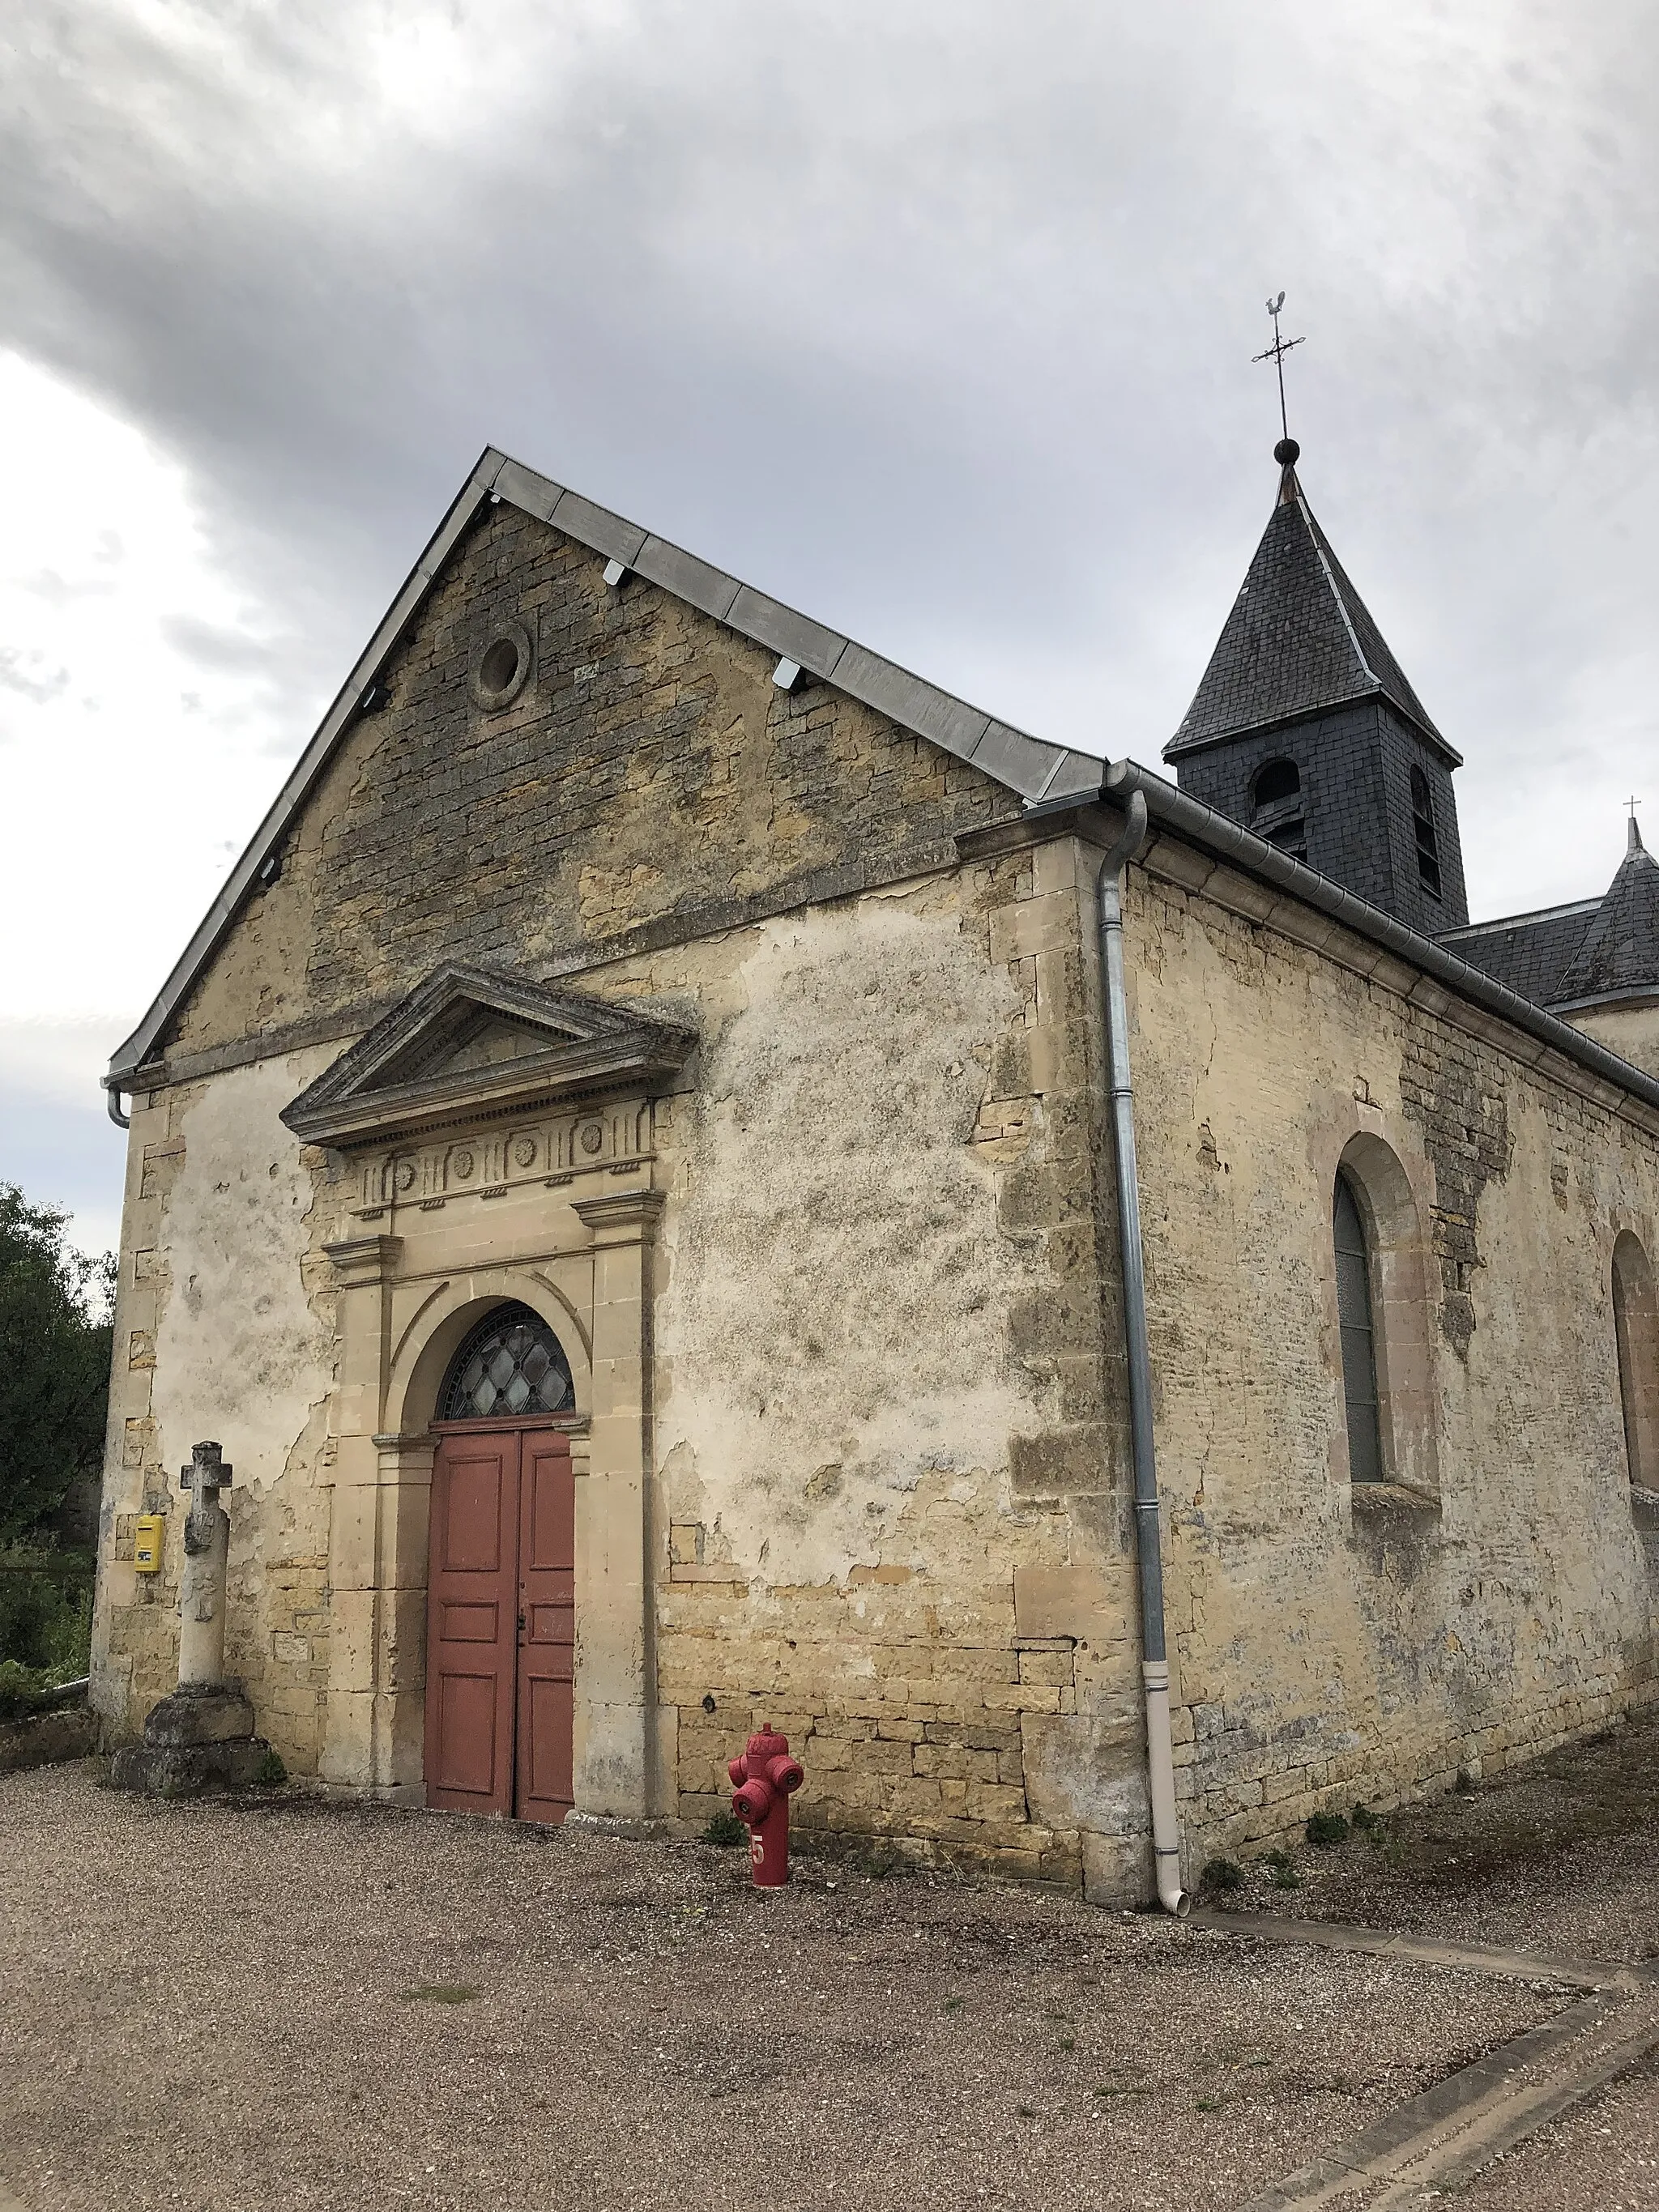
[0,1545,95,1673]
[0,1656,85,1723]
[254,1750,288,1787]
[0,1186,115,1541]
[1199,1856,1245,1894]
[1306,1810,1350,1849]
[702,1809,746,1847]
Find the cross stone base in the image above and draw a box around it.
[110,1685,275,1798]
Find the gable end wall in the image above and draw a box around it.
[164,502,1026,1076]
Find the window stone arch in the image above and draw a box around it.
[386,1271,593,1440]
[1611,1230,1659,1493]
[437,1301,575,1421]
[1332,1133,1439,1497]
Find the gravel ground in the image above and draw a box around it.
[1442,2035,1659,2212]
[1207,1704,1659,1966]
[0,1765,1571,2212]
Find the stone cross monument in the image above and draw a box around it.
[177,1440,232,1689]
[111,1438,278,1796]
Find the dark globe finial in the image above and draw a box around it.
[1274,437,1300,467]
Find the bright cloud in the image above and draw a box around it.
[0,352,289,1026]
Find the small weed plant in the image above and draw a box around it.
[1306,1810,1350,1849]
[702,1809,746,1847]
[1199,1856,1244,1895]
[1265,1848,1300,1890]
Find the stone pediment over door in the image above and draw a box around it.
[280,961,697,1149]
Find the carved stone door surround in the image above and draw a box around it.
[284,964,693,1822]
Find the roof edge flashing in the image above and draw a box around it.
[1164,688,1463,769]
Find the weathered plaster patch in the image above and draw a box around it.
[151,1051,335,1483]
[655,898,1047,1588]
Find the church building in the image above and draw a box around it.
[91,434,1659,1902]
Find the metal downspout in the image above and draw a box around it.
[106,1088,130,1131]
[1095,791,1188,1916]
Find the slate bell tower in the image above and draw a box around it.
[1163,437,1468,935]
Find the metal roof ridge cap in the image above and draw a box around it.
[1030,744,1105,803]
[1102,758,1659,1117]
[1293,489,1383,692]
[1443,897,1605,939]
[473,454,1105,794]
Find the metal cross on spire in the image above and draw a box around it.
[1252,292,1305,452]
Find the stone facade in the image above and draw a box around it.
[1565,1000,1659,1082]
[1123,837,1659,1858]
[91,484,1659,1903]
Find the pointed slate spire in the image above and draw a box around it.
[1165,443,1458,765]
[1555,812,1659,1004]
[1163,439,1469,932]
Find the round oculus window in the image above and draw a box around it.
[469,619,533,710]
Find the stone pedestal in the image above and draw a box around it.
[111,1684,275,1796]
[113,1440,275,1798]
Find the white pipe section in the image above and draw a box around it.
[1096,792,1188,1917]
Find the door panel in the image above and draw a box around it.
[514,1432,575,1825]
[424,1435,518,1816]
[434,1672,501,1796]
[441,1459,509,1572]
[438,1601,501,1643]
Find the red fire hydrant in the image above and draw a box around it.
[728,1724,805,1888]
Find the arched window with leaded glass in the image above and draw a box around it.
[1333,1170,1383,1484]
[437,1302,575,1422]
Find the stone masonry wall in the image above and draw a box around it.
[629,836,1142,1891]
[92,1049,339,1776]
[1567,1000,1659,1082]
[163,501,1023,1079]
[1125,842,1659,1869]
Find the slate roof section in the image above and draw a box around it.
[1164,464,1458,765]
[1440,820,1659,1012]
[1554,823,1659,1005]
[1436,900,1601,1006]
[105,447,1103,1090]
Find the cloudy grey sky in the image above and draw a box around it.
[2,0,1657,1256]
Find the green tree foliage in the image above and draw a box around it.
[0,1185,115,1543]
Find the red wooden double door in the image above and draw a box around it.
[424,1425,574,1823]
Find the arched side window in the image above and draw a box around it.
[438,1301,574,1421]
[1332,1136,1439,1498]
[1333,1170,1383,1483]
[1410,765,1443,899]
[1611,1232,1659,1491]
[1251,757,1307,861]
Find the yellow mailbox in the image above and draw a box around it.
[134,1515,165,1574]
